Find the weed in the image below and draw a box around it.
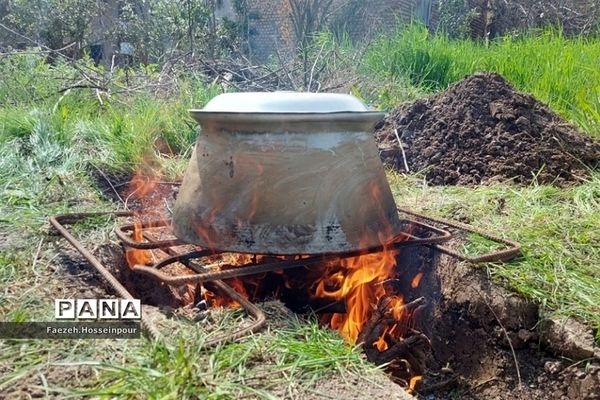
[57,315,378,399]
[363,24,600,136]
[388,171,600,336]
[0,28,599,397]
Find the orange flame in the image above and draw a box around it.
[408,376,422,392]
[124,172,163,269]
[374,326,391,351]
[125,221,153,267]
[386,296,418,344]
[122,168,423,384]
[201,253,265,307]
[128,172,158,199]
[315,249,398,342]
[204,277,248,308]
[314,181,403,343]
[411,272,424,289]
[124,171,199,307]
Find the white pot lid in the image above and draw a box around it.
[195,92,370,113]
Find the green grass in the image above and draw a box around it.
[388,171,600,336]
[362,24,600,136]
[1,29,599,396]
[0,61,385,396]
[0,52,221,178]
[360,26,600,332]
[70,318,377,399]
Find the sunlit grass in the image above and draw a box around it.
[0,52,222,177]
[0,30,599,397]
[388,170,600,337]
[52,317,377,399]
[363,24,600,136]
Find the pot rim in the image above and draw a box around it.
[188,110,385,124]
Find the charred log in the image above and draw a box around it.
[359,296,430,381]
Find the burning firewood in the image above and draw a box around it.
[358,296,430,385]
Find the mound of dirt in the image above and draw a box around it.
[375,73,600,185]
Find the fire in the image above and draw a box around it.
[315,248,398,342]
[125,220,152,267]
[124,171,200,308]
[411,272,424,288]
[374,326,391,351]
[204,277,249,308]
[128,171,158,200]
[408,376,423,392]
[314,182,402,343]
[376,295,419,347]
[200,253,264,307]
[122,167,425,388]
[124,171,163,270]
[221,253,260,265]
[308,182,426,389]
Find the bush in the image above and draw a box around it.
[0,52,222,177]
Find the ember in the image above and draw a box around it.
[102,89,520,393]
[315,249,398,342]
[115,169,447,390]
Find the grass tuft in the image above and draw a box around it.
[388,171,600,336]
[68,316,377,399]
[363,24,600,136]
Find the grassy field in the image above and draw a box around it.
[362,25,600,136]
[388,172,600,334]
[359,25,600,335]
[0,26,599,396]
[0,119,387,397]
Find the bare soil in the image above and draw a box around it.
[10,235,599,399]
[400,240,600,399]
[375,73,600,186]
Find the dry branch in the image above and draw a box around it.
[358,296,429,379]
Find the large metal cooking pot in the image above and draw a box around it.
[172,92,402,254]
